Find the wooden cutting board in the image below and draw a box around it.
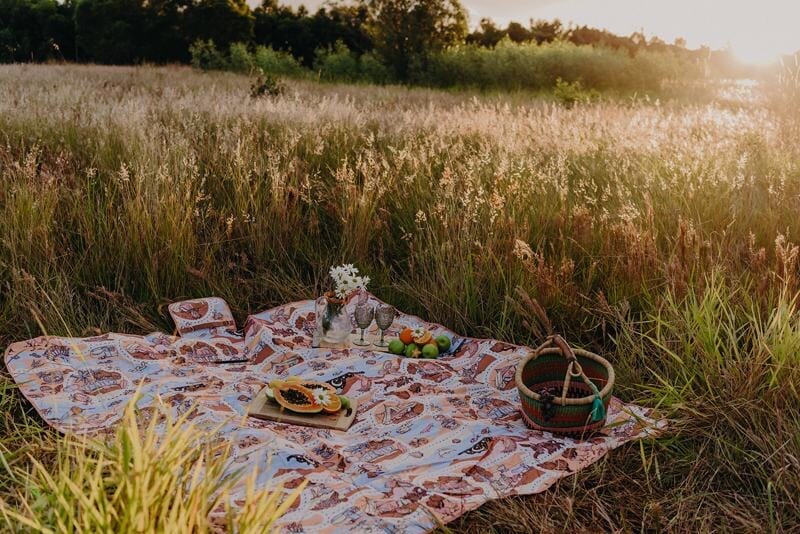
[246,387,358,431]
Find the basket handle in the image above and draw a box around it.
[551,335,577,363]
[533,334,577,363]
[534,335,598,406]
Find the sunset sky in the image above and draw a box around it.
[279,0,800,64]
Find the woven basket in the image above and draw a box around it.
[515,335,615,437]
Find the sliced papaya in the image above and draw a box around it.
[273,384,323,414]
[269,375,300,391]
[299,380,336,394]
[269,378,285,389]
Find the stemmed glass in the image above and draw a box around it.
[353,303,374,346]
[374,304,396,348]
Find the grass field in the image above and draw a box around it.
[1,63,799,531]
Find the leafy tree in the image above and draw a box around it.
[74,0,144,63]
[0,0,75,61]
[466,18,504,47]
[505,21,530,43]
[529,19,562,44]
[185,0,254,50]
[253,3,313,65]
[141,0,192,63]
[365,0,467,80]
[568,25,637,55]
[312,4,371,55]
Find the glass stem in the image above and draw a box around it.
[360,329,366,343]
[380,329,385,345]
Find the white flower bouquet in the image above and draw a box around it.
[320,264,370,340]
[328,264,370,300]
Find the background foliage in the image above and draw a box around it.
[0,0,769,88]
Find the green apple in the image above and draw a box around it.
[422,344,439,359]
[435,335,451,353]
[388,339,405,355]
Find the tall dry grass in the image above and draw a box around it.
[0,63,798,531]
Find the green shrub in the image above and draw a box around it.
[187,38,701,95]
[189,39,228,71]
[422,39,702,93]
[314,41,361,82]
[314,43,394,84]
[359,52,394,84]
[553,77,599,106]
[253,45,305,76]
[228,42,255,73]
[190,41,306,77]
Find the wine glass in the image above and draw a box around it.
[353,303,374,346]
[374,304,395,348]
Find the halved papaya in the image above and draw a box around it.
[299,380,336,394]
[273,384,323,414]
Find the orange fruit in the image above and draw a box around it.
[413,331,432,345]
[303,381,342,414]
[399,327,414,345]
[319,393,342,414]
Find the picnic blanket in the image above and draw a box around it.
[5,295,660,533]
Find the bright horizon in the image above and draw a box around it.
[274,0,800,64]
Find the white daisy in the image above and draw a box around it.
[311,387,332,406]
[329,263,369,299]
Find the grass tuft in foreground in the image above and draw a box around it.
[0,392,303,533]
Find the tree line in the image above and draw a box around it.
[1,0,373,65]
[2,0,720,80]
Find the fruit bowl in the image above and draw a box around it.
[387,326,452,359]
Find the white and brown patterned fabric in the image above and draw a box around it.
[5,294,661,533]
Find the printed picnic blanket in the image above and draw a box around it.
[5,295,659,533]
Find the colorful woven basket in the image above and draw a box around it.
[515,335,615,437]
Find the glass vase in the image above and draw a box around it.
[318,292,352,344]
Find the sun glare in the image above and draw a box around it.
[733,43,782,66]
[729,26,793,65]
[519,0,800,66]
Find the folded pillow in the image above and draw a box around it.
[168,297,236,337]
